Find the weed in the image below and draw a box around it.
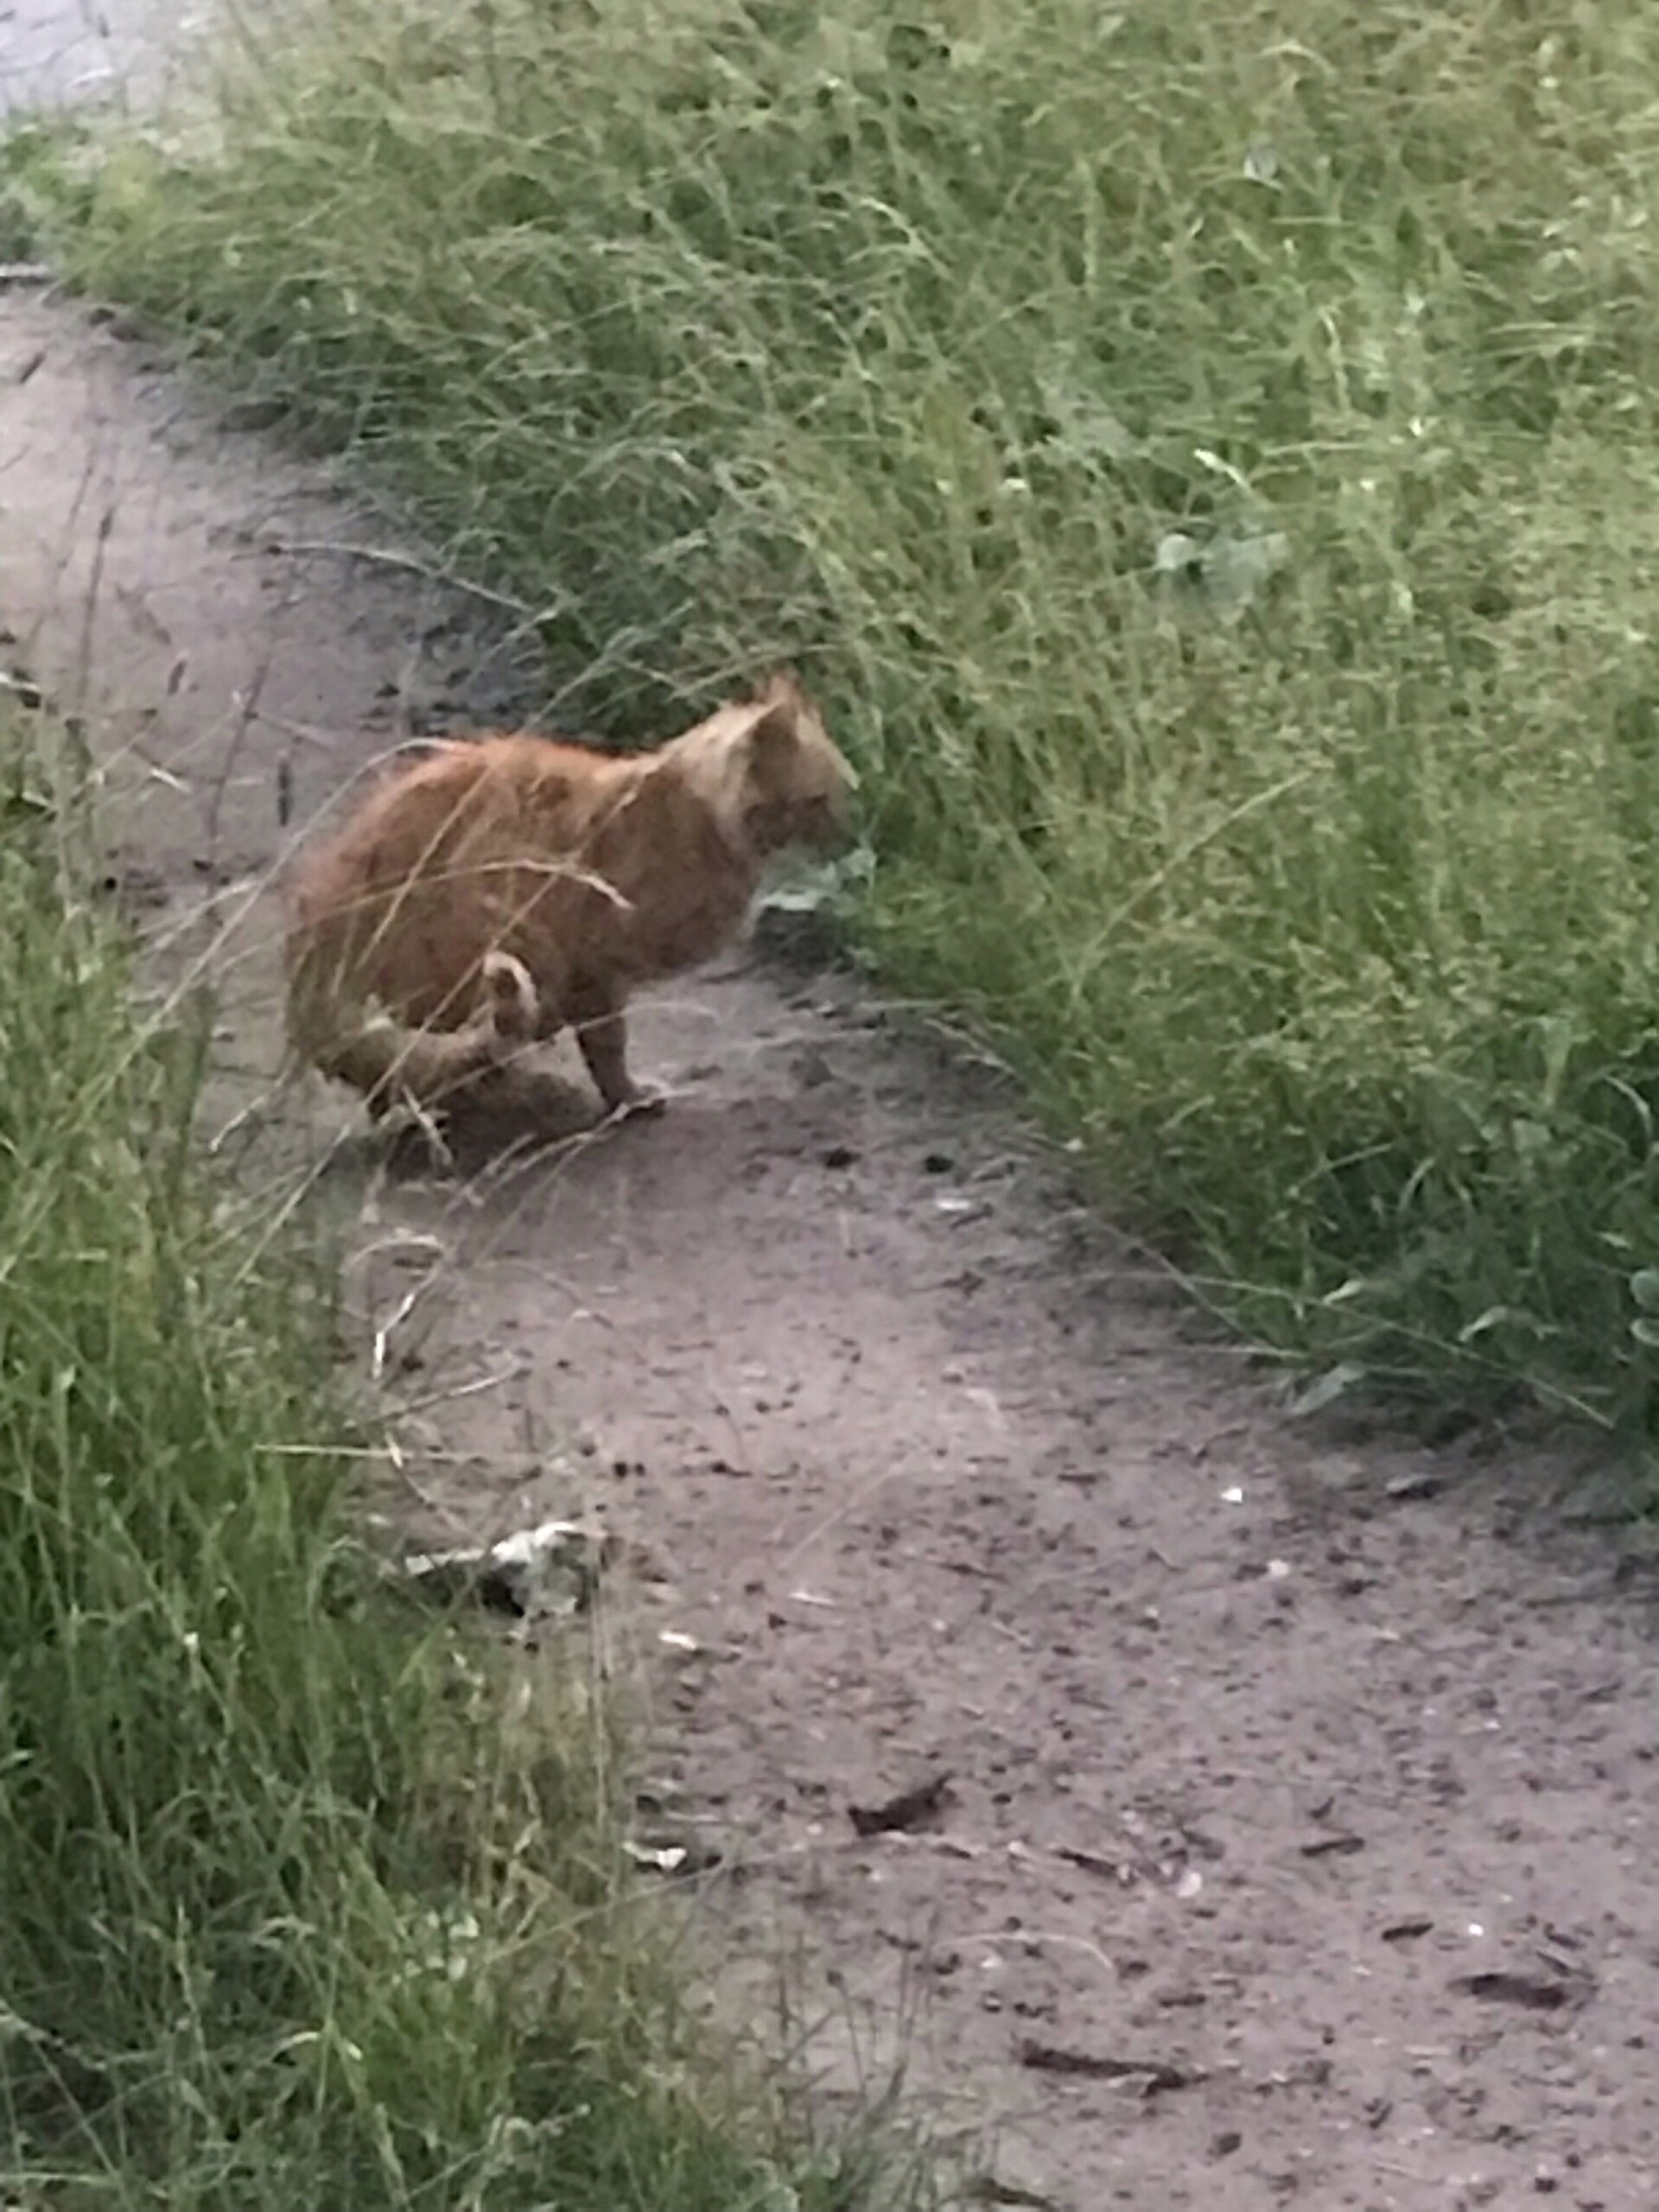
[48,0,1659,1423]
[0,698,911,2205]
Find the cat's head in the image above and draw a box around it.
[673,670,857,859]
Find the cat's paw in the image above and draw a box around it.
[604,1080,669,1122]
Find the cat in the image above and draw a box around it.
[284,670,855,1120]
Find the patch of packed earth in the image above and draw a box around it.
[1,0,194,118]
[7,289,1659,2212]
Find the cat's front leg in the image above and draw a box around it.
[572,996,664,1117]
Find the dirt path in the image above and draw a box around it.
[1,0,185,116]
[8,289,1659,2212]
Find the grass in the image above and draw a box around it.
[29,0,1659,1433]
[0,696,908,2206]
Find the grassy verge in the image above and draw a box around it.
[0,695,901,2206]
[35,0,1659,1431]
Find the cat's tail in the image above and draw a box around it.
[285,944,539,1117]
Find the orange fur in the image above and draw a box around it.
[284,671,855,1116]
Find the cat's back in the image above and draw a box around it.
[480,732,639,848]
[334,729,636,868]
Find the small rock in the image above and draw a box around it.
[1384,1471,1445,1503]
[401,1517,614,1619]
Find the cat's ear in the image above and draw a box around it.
[743,690,804,777]
[755,665,806,706]
[737,677,858,804]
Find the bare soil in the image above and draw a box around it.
[7,289,1659,2212]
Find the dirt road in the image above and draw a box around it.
[0,0,186,114]
[7,269,1659,2209]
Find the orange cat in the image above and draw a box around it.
[284,671,855,1119]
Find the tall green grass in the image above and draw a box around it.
[50,0,1659,1427]
[0,703,900,2205]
